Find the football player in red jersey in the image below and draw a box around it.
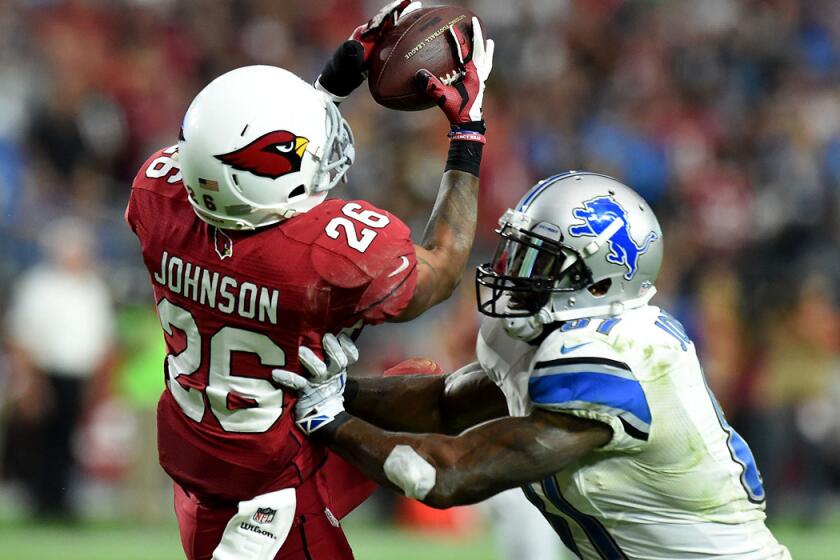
[124,1,493,559]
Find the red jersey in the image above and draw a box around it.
[126,146,417,502]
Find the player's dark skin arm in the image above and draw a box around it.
[392,169,478,321]
[321,410,611,509]
[346,363,508,435]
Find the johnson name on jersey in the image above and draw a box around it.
[477,305,790,560]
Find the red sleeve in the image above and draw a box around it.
[126,146,186,239]
[309,199,418,324]
[355,249,417,323]
[125,165,149,238]
[125,188,146,238]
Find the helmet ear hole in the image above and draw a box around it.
[289,184,306,199]
[588,278,612,297]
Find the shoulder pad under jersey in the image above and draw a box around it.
[131,145,186,198]
[528,326,651,452]
[287,199,416,289]
[127,145,187,235]
[477,316,533,379]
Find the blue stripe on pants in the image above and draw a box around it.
[542,476,627,560]
[522,484,582,558]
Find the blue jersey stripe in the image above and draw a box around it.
[596,317,622,336]
[705,386,766,503]
[542,476,628,560]
[728,430,765,501]
[522,485,582,558]
[529,371,652,425]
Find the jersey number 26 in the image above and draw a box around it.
[325,202,390,253]
[157,298,287,433]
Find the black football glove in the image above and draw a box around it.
[316,1,423,102]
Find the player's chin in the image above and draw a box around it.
[507,292,543,314]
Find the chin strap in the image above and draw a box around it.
[548,286,658,324]
[502,286,658,341]
[503,307,553,341]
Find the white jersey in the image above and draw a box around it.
[476,305,790,560]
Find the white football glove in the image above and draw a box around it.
[272,333,359,436]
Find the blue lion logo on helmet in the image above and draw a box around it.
[568,196,658,280]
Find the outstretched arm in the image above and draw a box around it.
[314,8,494,322]
[346,361,508,434]
[395,170,479,321]
[391,19,493,321]
[322,409,611,508]
[275,336,611,508]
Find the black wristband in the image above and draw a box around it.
[344,378,359,405]
[318,41,366,99]
[312,411,352,441]
[451,120,487,135]
[445,120,486,177]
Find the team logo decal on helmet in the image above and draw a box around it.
[215,130,310,179]
[569,196,658,280]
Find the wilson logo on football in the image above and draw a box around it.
[215,130,309,179]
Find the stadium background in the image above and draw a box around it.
[1,0,839,558]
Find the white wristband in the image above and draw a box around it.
[383,445,437,500]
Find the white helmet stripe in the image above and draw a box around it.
[581,216,624,257]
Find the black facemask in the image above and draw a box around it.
[476,225,592,318]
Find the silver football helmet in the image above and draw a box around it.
[476,171,663,341]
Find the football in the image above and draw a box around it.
[383,358,445,376]
[368,5,477,111]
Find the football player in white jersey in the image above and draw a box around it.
[276,172,791,559]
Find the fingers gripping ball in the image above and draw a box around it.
[316,1,422,101]
[368,5,481,111]
[416,17,493,125]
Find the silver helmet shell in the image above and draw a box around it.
[476,171,663,340]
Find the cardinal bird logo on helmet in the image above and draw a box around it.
[214,130,309,179]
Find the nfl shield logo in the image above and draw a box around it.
[253,507,276,524]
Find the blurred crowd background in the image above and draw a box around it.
[1,0,839,545]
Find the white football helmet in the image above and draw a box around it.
[178,65,355,230]
[476,172,663,341]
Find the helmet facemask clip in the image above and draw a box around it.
[312,99,355,193]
